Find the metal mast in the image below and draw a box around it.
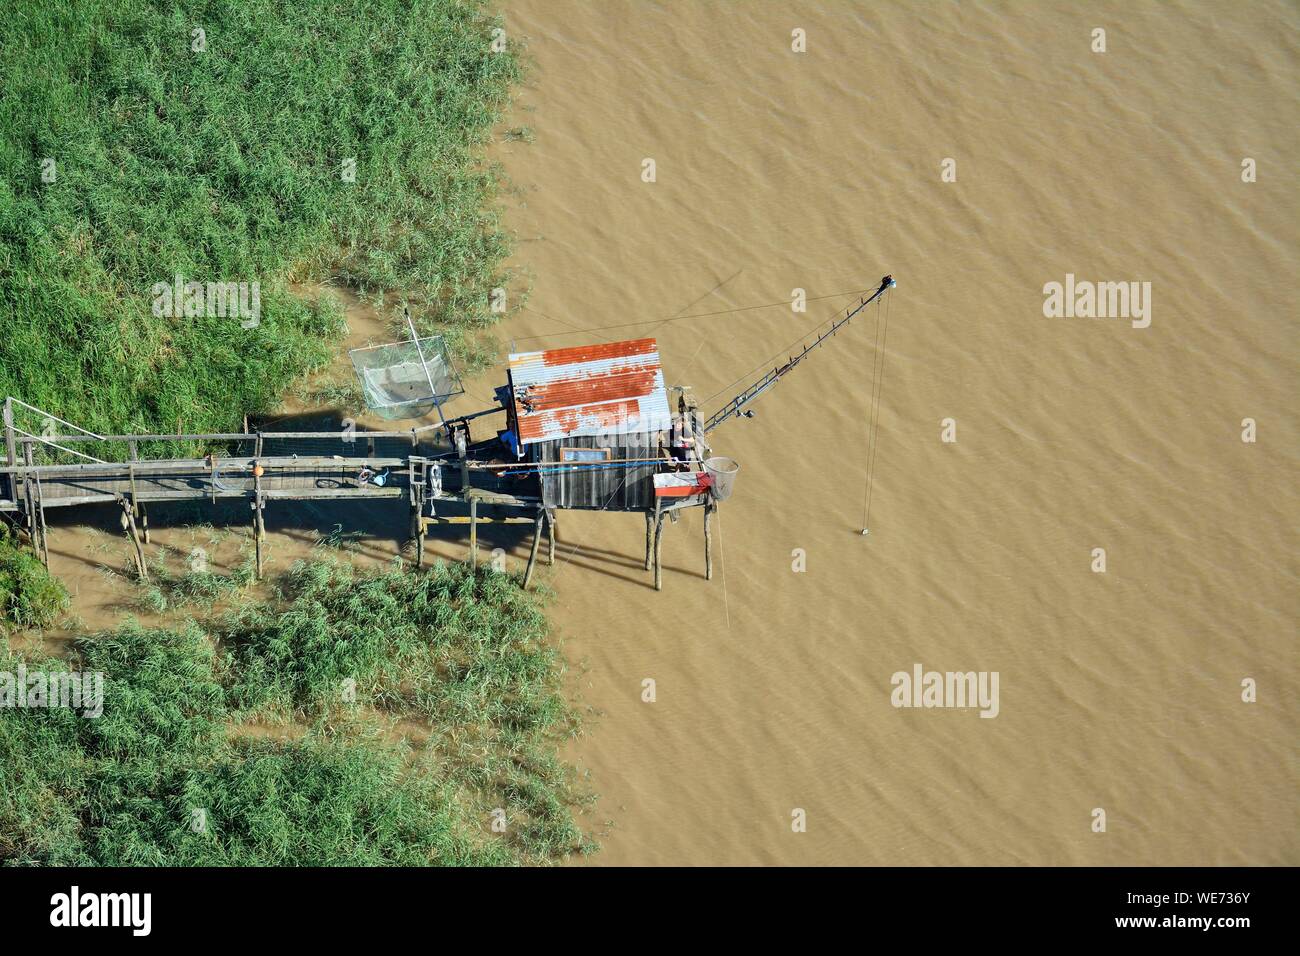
[404,306,452,442]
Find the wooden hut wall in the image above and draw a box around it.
[533,429,660,510]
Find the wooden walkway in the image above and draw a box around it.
[0,400,556,584]
[1,454,420,510]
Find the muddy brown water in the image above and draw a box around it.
[31,1,1298,865]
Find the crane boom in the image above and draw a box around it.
[702,275,895,434]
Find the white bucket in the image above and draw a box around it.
[703,456,740,501]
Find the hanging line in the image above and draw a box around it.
[513,284,882,344]
[861,289,893,534]
[698,290,874,408]
[714,505,730,629]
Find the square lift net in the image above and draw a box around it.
[349,335,463,421]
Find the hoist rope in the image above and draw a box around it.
[861,290,893,534]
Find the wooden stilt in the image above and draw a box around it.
[410,505,424,568]
[26,448,50,569]
[31,517,46,568]
[653,503,665,591]
[253,513,263,578]
[409,457,428,569]
[644,510,654,571]
[122,498,148,581]
[35,478,48,568]
[20,443,40,564]
[138,502,150,545]
[546,509,556,566]
[252,464,266,579]
[253,496,266,580]
[469,497,478,569]
[523,508,544,589]
[23,497,45,570]
[704,501,713,581]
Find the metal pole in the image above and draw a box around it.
[3,398,16,506]
[405,307,451,441]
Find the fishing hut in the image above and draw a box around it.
[488,337,726,587]
[410,335,728,588]
[505,338,675,509]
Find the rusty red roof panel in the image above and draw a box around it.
[508,337,672,445]
[536,337,658,366]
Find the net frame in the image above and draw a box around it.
[348,335,464,421]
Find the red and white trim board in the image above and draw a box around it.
[653,471,712,498]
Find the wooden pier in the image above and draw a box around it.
[0,399,713,590]
[1,276,898,593]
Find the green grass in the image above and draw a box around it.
[0,526,69,630]
[0,0,571,865]
[130,559,256,614]
[0,561,591,865]
[0,0,521,443]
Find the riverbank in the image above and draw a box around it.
[0,1,600,866]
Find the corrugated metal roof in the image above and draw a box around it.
[508,337,672,445]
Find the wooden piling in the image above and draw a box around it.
[408,458,424,569]
[704,501,713,581]
[523,508,544,589]
[32,471,49,568]
[138,502,150,545]
[546,509,556,565]
[410,501,426,570]
[644,511,654,571]
[469,497,478,569]
[21,444,35,552]
[253,496,266,580]
[416,495,428,570]
[121,497,148,581]
[20,443,49,568]
[653,503,665,591]
[253,503,262,579]
[252,470,266,580]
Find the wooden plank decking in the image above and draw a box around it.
[1,456,412,511]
